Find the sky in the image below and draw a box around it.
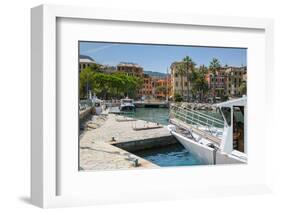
[79,41,247,73]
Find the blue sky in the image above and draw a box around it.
[79,41,247,73]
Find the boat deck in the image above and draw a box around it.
[170,118,222,145]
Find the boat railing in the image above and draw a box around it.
[170,105,225,136]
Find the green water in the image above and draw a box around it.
[128,108,170,125]
[126,107,225,127]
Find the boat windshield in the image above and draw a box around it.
[220,107,231,126]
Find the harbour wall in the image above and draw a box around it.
[112,135,178,152]
[79,106,95,120]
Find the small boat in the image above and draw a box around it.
[120,98,136,112]
[168,96,247,165]
[90,93,103,115]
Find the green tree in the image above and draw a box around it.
[239,80,247,95]
[174,93,183,102]
[175,63,186,98]
[182,56,196,101]
[79,67,95,98]
[192,65,209,102]
[209,58,221,102]
[155,85,167,99]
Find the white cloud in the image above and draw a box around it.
[82,44,120,54]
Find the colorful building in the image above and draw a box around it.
[205,66,247,98]
[205,69,227,98]
[170,62,191,100]
[224,66,247,97]
[139,74,154,97]
[117,62,144,78]
[155,77,172,100]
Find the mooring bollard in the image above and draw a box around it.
[134,158,139,167]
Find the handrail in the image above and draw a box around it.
[170,105,225,132]
[171,105,223,124]
[173,110,223,128]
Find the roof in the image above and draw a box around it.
[79,55,95,63]
[215,96,247,107]
[117,62,142,68]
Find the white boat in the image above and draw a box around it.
[168,96,247,165]
[120,98,136,112]
[90,93,103,115]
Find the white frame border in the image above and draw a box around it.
[31,4,274,208]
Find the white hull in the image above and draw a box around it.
[171,131,246,165]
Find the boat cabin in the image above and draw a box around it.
[216,96,247,154]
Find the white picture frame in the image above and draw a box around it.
[31,4,274,208]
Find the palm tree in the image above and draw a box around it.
[209,58,221,102]
[197,65,208,101]
[175,63,186,98]
[182,56,196,101]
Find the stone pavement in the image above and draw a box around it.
[80,114,171,171]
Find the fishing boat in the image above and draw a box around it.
[168,96,247,165]
[120,98,136,112]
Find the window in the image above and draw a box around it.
[220,107,231,126]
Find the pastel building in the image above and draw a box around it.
[170,62,190,100]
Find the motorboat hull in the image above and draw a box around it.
[120,105,136,112]
[170,130,246,165]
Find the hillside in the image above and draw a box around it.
[144,70,168,78]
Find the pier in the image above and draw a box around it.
[79,106,94,119]
[79,114,174,171]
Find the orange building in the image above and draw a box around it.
[139,74,153,97]
[155,76,172,100]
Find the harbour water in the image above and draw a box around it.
[134,143,202,167]
[127,108,169,125]
[127,107,224,126]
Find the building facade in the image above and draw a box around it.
[224,66,247,97]
[205,66,247,98]
[155,77,172,100]
[205,69,227,98]
[139,74,154,97]
[117,62,144,78]
[171,61,247,101]
[79,55,96,72]
[170,62,191,100]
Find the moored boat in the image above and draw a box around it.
[168,96,247,165]
[120,98,136,112]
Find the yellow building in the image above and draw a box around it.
[224,66,247,97]
[170,62,190,100]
